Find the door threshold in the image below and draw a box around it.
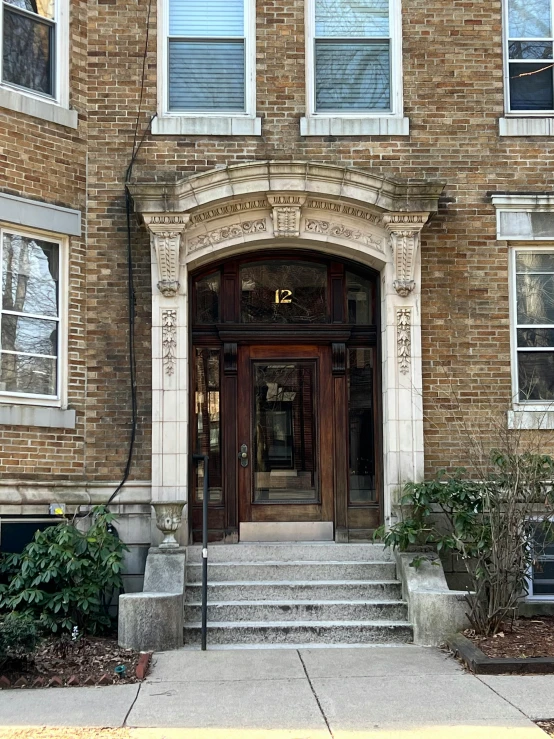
[239,521,334,542]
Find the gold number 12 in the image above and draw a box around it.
[275,289,293,304]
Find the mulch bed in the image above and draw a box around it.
[537,720,554,736]
[465,617,554,659]
[0,636,151,689]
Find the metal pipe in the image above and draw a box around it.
[193,453,209,651]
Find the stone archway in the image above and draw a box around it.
[129,162,444,535]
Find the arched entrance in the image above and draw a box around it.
[128,161,444,543]
[190,252,380,542]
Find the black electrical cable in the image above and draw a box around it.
[105,0,155,509]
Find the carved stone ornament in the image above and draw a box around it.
[143,214,190,297]
[305,219,384,251]
[267,193,307,238]
[382,213,429,298]
[161,310,177,376]
[188,219,266,253]
[151,501,186,549]
[397,308,412,375]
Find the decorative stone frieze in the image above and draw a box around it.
[143,214,189,297]
[382,213,429,297]
[267,193,307,237]
[161,310,177,376]
[305,218,384,250]
[187,219,267,252]
[397,308,412,375]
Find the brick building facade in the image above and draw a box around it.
[1,0,554,599]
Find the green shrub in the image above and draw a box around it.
[0,615,39,669]
[0,506,128,635]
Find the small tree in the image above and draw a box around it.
[0,506,127,635]
[378,374,554,636]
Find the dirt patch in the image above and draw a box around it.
[465,617,554,659]
[0,636,147,688]
[537,720,554,736]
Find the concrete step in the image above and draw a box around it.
[186,561,396,583]
[184,580,403,602]
[186,543,391,564]
[184,599,408,623]
[184,620,413,646]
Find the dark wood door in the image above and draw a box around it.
[237,345,334,525]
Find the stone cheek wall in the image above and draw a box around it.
[0,0,551,501]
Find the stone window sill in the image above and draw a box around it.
[0,404,76,429]
[499,117,554,136]
[507,409,554,430]
[300,116,410,136]
[0,87,78,129]
[152,116,262,136]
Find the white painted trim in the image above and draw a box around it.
[303,0,405,130]
[300,115,409,136]
[499,117,554,137]
[0,225,69,408]
[152,115,261,136]
[0,193,81,236]
[0,405,75,428]
[0,0,73,125]
[492,194,554,210]
[157,0,257,126]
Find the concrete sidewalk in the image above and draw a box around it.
[0,646,552,738]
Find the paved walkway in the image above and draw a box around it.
[0,646,553,738]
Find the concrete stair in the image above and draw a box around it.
[183,543,412,647]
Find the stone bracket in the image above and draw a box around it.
[267,192,307,238]
[382,213,430,297]
[143,214,190,297]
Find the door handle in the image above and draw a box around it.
[238,443,249,468]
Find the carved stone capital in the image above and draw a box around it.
[143,214,190,297]
[382,213,429,298]
[267,192,307,238]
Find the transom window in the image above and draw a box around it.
[505,0,554,112]
[513,250,554,402]
[309,0,399,114]
[166,0,251,114]
[1,0,56,98]
[0,229,61,398]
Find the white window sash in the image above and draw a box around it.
[0,225,67,406]
[0,0,69,109]
[502,0,554,115]
[305,0,403,118]
[510,246,554,408]
[159,0,256,118]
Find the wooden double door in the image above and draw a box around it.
[189,253,381,542]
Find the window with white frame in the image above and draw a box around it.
[0,229,61,399]
[1,0,58,98]
[513,249,554,402]
[309,0,397,114]
[528,520,554,598]
[166,0,250,114]
[505,0,554,113]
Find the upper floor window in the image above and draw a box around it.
[0,229,62,399]
[513,250,554,402]
[166,0,253,114]
[308,0,401,115]
[505,0,554,113]
[1,0,57,98]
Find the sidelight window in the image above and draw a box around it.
[0,229,61,399]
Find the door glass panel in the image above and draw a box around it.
[253,362,318,503]
[240,261,327,323]
[194,348,222,503]
[194,271,220,324]
[348,348,376,503]
[346,270,374,324]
